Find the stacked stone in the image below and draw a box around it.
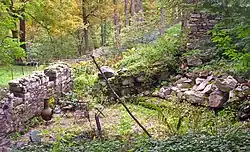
[0,63,72,149]
[0,94,13,149]
[98,66,169,98]
[44,63,72,97]
[186,13,218,49]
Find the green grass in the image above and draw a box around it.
[0,65,38,87]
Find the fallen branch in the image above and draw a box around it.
[91,55,152,138]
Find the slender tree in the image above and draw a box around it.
[160,7,166,35]
[124,0,129,26]
[20,7,26,51]
[135,0,142,13]
[113,0,120,49]
[82,0,89,55]
[130,0,135,16]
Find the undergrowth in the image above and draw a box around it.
[116,24,183,75]
[14,128,250,152]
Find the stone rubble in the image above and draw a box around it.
[157,72,250,120]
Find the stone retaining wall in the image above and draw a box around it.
[0,63,72,149]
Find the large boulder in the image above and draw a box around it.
[201,84,217,95]
[175,77,192,85]
[195,78,205,85]
[186,56,203,67]
[174,77,193,89]
[216,76,238,92]
[98,66,116,79]
[183,90,207,105]
[208,90,229,108]
[195,76,213,91]
[158,87,172,99]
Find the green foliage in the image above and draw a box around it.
[0,38,26,64]
[117,24,182,74]
[72,61,99,98]
[0,2,26,65]
[201,0,250,75]
[27,35,79,63]
[15,128,250,152]
[74,74,98,92]
[182,49,201,58]
[117,106,138,136]
[133,130,250,152]
[120,12,158,48]
[136,97,240,136]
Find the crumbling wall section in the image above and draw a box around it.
[185,12,218,49]
[0,64,72,149]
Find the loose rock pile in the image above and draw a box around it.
[0,64,72,149]
[157,71,250,120]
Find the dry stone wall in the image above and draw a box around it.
[185,12,218,49]
[0,63,72,149]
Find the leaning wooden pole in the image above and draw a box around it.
[91,55,152,138]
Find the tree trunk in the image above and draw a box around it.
[101,19,107,46]
[76,29,84,56]
[124,0,129,26]
[130,0,135,25]
[20,14,26,51]
[82,0,89,55]
[160,7,166,36]
[90,27,99,50]
[135,0,142,13]
[181,7,187,31]
[103,19,107,45]
[101,19,104,46]
[113,0,120,49]
[130,0,135,16]
[11,29,18,39]
[135,0,143,22]
[175,7,179,20]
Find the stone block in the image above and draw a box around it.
[191,13,201,18]
[12,97,24,107]
[48,81,55,88]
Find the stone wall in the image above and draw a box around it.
[0,63,72,149]
[97,66,171,100]
[185,12,218,49]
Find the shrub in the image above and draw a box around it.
[15,129,250,152]
[133,130,250,152]
[201,0,250,76]
[116,24,183,74]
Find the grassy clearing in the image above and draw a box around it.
[0,65,38,87]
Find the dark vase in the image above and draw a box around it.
[41,99,53,122]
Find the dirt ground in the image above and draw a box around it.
[11,104,168,146]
